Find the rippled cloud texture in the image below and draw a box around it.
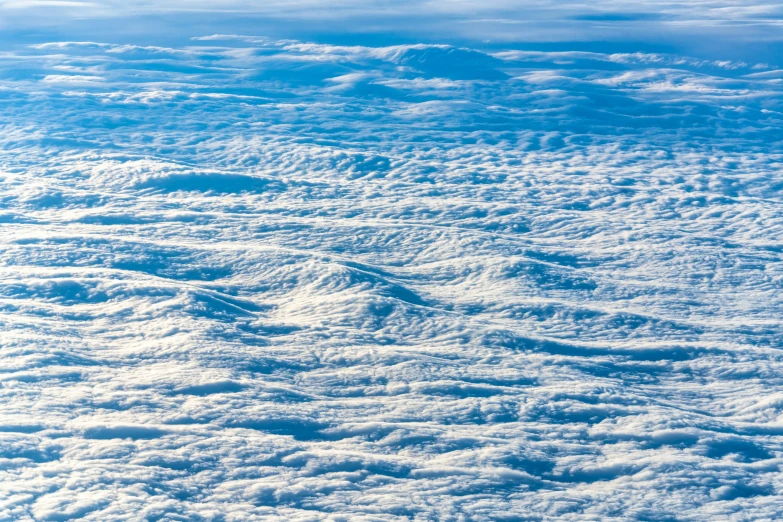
[2,2,783,521]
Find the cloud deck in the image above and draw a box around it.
[1,34,783,521]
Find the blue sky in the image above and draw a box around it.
[3,0,783,62]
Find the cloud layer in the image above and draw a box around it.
[1,29,783,521]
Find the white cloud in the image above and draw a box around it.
[41,74,105,83]
[1,19,783,522]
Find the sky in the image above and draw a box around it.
[1,2,783,521]
[2,0,783,60]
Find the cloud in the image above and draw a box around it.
[41,74,105,83]
[1,19,783,522]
